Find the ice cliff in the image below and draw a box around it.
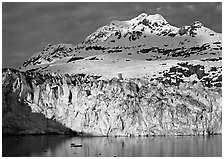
[3,68,221,136]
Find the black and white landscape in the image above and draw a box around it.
[2,2,222,157]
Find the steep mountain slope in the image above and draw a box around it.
[3,13,222,136]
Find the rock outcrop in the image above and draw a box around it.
[3,68,221,136]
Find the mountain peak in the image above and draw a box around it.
[132,13,168,25]
[136,13,148,19]
[191,21,204,28]
[146,14,168,24]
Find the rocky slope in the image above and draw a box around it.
[2,13,222,136]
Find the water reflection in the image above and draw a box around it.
[2,135,222,157]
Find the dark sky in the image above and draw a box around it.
[2,2,222,69]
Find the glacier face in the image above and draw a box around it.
[2,68,222,136]
[2,13,222,136]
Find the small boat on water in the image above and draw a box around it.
[70,143,82,147]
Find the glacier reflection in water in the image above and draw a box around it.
[2,135,221,157]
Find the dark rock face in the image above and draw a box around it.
[2,68,222,136]
[152,62,222,88]
[22,44,74,67]
[2,68,76,135]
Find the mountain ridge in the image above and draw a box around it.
[19,14,221,82]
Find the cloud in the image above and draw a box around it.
[2,2,222,68]
[187,4,195,11]
[216,4,222,12]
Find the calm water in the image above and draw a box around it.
[2,135,222,157]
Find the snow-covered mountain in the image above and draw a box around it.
[19,13,221,83]
[3,13,222,136]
